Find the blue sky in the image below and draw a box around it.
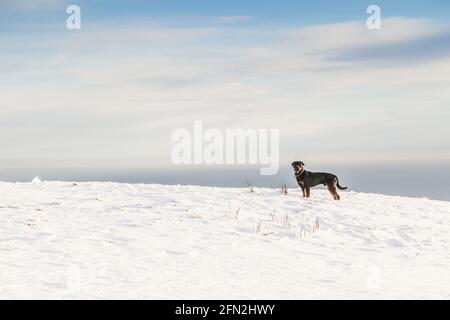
[1,0,450,174]
[74,0,450,24]
[2,0,450,28]
[91,0,450,22]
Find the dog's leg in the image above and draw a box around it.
[327,183,339,200]
[301,186,306,197]
[305,187,311,198]
[333,180,341,200]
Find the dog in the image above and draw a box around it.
[292,161,347,200]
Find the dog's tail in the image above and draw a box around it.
[335,176,347,190]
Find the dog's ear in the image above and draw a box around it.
[300,161,305,166]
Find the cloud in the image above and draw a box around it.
[329,29,450,64]
[270,18,449,66]
[1,16,450,168]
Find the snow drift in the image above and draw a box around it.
[0,181,449,299]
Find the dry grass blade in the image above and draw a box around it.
[245,180,254,193]
[254,219,262,234]
[281,182,288,194]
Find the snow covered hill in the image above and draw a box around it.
[0,180,449,299]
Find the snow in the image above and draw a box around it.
[31,176,41,184]
[0,181,449,299]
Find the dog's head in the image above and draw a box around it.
[291,161,305,174]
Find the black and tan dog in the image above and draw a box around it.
[292,161,347,200]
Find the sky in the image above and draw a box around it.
[1,0,450,195]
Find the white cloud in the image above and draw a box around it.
[1,17,449,168]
